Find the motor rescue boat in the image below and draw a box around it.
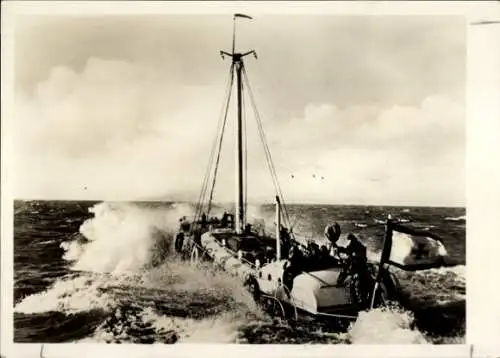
[174,14,453,322]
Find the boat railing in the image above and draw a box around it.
[314,311,358,320]
[189,234,260,270]
[278,284,298,320]
[188,228,363,321]
[260,292,290,320]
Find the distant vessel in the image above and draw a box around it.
[174,14,453,321]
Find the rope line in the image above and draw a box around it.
[191,64,235,229]
[241,65,296,238]
[207,64,235,214]
[192,59,302,250]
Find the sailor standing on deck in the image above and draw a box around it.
[335,233,368,284]
[221,211,229,228]
[280,225,292,259]
[175,217,190,253]
[180,216,191,232]
[324,223,368,286]
[283,243,303,295]
[201,212,208,229]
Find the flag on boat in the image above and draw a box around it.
[379,220,448,271]
[234,13,253,20]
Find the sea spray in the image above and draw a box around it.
[143,309,244,343]
[14,273,117,314]
[16,258,267,343]
[24,200,268,342]
[348,306,428,344]
[61,201,194,273]
[99,259,267,343]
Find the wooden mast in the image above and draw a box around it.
[221,14,256,235]
[235,54,245,234]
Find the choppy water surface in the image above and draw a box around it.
[14,200,465,344]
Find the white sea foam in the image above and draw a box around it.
[141,308,245,343]
[14,274,117,314]
[444,215,466,222]
[60,202,194,273]
[348,307,428,344]
[60,240,85,261]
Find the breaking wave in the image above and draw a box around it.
[60,202,193,273]
[349,306,427,344]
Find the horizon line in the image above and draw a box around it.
[11,197,466,209]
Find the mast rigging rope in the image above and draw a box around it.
[241,65,297,239]
[207,65,234,215]
[191,63,235,229]
[191,59,299,245]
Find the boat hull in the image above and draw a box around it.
[181,230,372,319]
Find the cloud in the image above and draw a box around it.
[12,57,464,206]
[265,94,465,206]
[13,57,226,200]
[15,15,465,110]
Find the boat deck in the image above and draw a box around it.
[207,230,344,273]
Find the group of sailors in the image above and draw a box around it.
[176,213,369,299]
[282,222,368,293]
[175,211,236,254]
[197,211,234,229]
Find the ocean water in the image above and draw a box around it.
[13,200,465,344]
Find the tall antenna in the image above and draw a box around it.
[220,13,257,235]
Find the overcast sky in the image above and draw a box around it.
[11,14,466,206]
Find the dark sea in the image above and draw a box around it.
[13,200,466,344]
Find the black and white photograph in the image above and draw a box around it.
[4,1,498,352]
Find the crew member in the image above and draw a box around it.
[180,216,191,232]
[280,225,291,260]
[265,246,276,263]
[306,240,321,270]
[280,225,291,242]
[174,231,184,253]
[324,222,341,246]
[318,245,332,266]
[335,233,368,288]
[201,212,208,228]
[221,211,229,227]
[283,244,303,294]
